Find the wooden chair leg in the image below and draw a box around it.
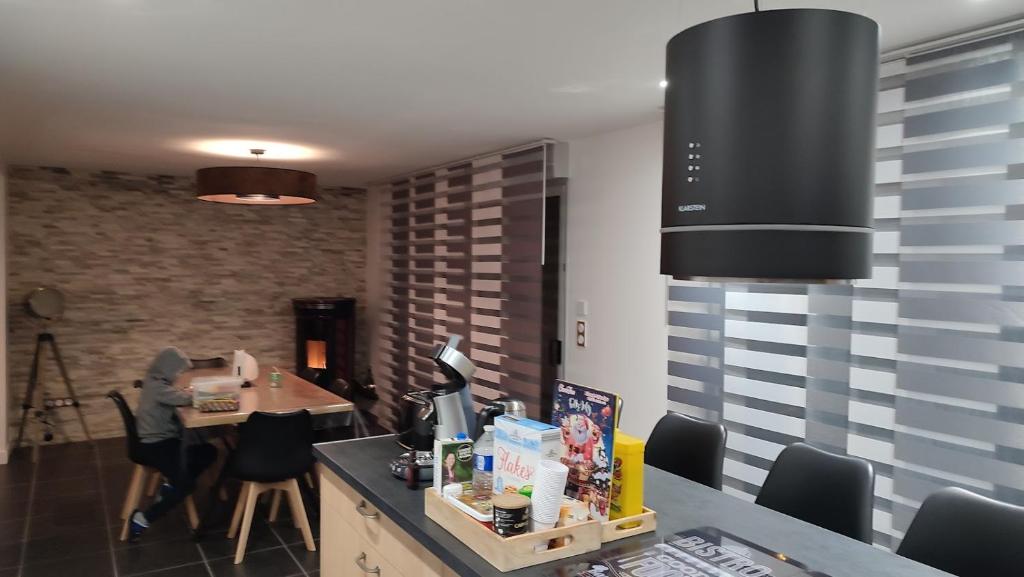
[285,487,300,529]
[146,470,161,497]
[304,472,315,489]
[227,483,250,539]
[234,482,262,564]
[268,490,282,523]
[285,478,316,552]
[120,464,145,520]
[119,465,147,541]
[184,496,200,529]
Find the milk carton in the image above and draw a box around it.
[492,415,561,495]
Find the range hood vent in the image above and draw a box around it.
[660,9,879,282]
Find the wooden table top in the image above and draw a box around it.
[176,367,353,428]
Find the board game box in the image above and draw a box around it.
[548,527,834,577]
[551,380,619,521]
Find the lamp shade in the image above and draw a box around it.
[195,166,317,205]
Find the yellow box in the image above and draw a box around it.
[609,430,644,521]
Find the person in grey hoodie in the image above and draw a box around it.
[129,347,217,542]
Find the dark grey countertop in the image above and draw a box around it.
[314,435,949,577]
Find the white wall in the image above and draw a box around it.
[563,120,667,441]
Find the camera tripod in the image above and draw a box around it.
[14,332,92,458]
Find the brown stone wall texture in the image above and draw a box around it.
[6,166,367,442]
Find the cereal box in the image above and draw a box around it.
[492,415,561,495]
[433,438,474,491]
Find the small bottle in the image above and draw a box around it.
[472,425,495,498]
[405,451,419,490]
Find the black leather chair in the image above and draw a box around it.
[755,443,874,543]
[107,391,199,540]
[225,410,317,564]
[134,357,226,387]
[645,412,727,489]
[190,357,227,369]
[108,391,145,464]
[897,487,1024,577]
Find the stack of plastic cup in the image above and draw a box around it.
[530,459,569,531]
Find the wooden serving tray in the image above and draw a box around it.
[601,507,657,543]
[423,488,603,572]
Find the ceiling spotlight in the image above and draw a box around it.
[659,79,669,88]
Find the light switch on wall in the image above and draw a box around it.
[576,319,587,348]
[576,300,588,317]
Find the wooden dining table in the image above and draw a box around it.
[179,365,352,540]
[176,366,353,428]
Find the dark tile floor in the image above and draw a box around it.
[0,439,320,577]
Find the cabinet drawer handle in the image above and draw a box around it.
[355,552,381,574]
[356,500,379,520]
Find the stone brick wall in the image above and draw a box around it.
[6,166,367,442]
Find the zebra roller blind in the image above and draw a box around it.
[667,30,1024,549]
[377,143,559,431]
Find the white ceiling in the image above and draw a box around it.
[1,0,1021,186]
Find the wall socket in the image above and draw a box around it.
[575,319,587,348]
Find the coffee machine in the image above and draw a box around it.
[390,335,477,481]
[473,398,527,439]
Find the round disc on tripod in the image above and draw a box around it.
[26,287,65,320]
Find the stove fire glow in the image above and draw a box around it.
[306,340,327,370]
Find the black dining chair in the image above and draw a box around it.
[189,356,228,369]
[132,357,226,389]
[645,411,727,490]
[897,487,1024,577]
[107,391,199,540]
[225,410,316,564]
[755,443,874,543]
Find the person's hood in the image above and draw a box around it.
[145,347,192,385]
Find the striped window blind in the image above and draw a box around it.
[376,143,560,431]
[667,30,1024,550]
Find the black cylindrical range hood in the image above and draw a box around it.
[661,9,879,282]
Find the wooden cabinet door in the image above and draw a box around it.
[319,467,450,577]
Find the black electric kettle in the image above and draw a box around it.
[473,398,527,439]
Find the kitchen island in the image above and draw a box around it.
[315,435,946,577]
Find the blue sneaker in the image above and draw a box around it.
[128,509,149,543]
[155,483,174,505]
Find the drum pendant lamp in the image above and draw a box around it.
[660,3,879,282]
[196,148,318,205]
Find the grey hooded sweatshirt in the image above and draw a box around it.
[137,347,193,443]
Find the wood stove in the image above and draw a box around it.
[293,297,356,389]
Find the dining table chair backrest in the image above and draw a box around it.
[897,487,1024,577]
[755,442,875,543]
[134,357,224,388]
[190,357,227,369]
[107,390,145,464]
[645,411,728,490]
[230,410,315,483]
